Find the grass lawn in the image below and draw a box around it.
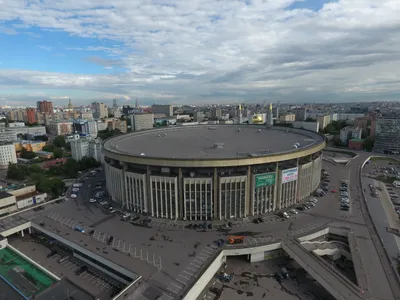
[376,175,396,184]
[370,157,400,163]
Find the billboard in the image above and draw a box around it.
[282,167,298,184]
[255,173,276,188]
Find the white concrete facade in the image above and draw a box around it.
[124,172,147,213]
[150,175,179,219]
[183,177,213,220]
[219,175,247,219]
[0,143,17,169]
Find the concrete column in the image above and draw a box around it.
[213,168,218,220]
[146,166,152,216]
[21,230,24,237]
[178,168,183,220]
[295,158,300,203]
[274,162,279,211]
[245,166,251,217]
[28,227,32,234]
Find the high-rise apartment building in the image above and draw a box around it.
[92,102,108,119]
[25,108,37,124]
[37,101,53,114]
[151,104,173,117]
[70,136,103,162]
[0,142,18,169]
[339,127,362,145]
[48,121,73,135]
[294,108,307,121]
[72,120,98,136]
[131,113,154,131]
[374,117,400,154]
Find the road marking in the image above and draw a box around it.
[162,292,174,300]
[102,234,106,243]
[203,249,213,254]
[193,259,203,265]
[196,256,207,261]
[84,273,90,278]
[190,262,201,268]
[167,287,179,294]
[176,278,187,285]
[170,282,182,289]
[187,266,197,272]
[179,274,190,280]
[183,270,193,276]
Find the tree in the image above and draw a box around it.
[42,144,55,152]
[63,158,79,178]
[364,136,375,152]
[305,117,316,122]
[7,163,26,180]
[29,164,42,174]
[53,147,64,159]
[53,135,67,148]
[324,123,335,134]
[20,148,37,159]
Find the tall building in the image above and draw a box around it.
[70,136,103,162]
[37,101,53,114]
[317,115,331,131]
[113,99,118,108]
[339,127,362,145]
[67,98,73,109]
[131,113,154,131]
[106,119,127,133]
[48,121,73,135]
[92,102,108,119]
[211,108,222,120]
[0,142,18,169]
[374,117,400,154]
[151,104,173,117]
[25,108,37,124]
[72,120,98,136]
[294,108,307,121]
[268,103,273,126]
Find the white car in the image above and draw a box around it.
[290,209,298,215]
[89,198,96,203]
[70,194,77,199]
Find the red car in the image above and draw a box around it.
[331,189,337,193]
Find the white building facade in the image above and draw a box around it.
[0,143,18,169]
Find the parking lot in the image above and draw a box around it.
[8,236,119,299]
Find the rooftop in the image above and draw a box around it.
[0,191,14,200]
[105,125,324,159]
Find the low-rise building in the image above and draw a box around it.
[0,142,18,169]
[0,129,17,142]
[131,113,154,131]
[14,140,46,152]
[36,151,53,159]
[339,126,362,145]
[5,126,46,136]
[348,139,364,151]
[0,191,17,217]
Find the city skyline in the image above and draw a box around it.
[1,0,400,106]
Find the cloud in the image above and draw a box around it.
[0,0,400,105]
[0,26,18,35]
[37,45,53,51]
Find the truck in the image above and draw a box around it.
[228,236,245,244]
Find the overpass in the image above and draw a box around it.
[282,239,364,300]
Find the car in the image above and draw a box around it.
[297,206,305,211]
[89,198,96,203]
[47,250,57,258]
[323,179,331,183]
[290,209,298,214]
[253,218,260,224]
[89,229,95,235]
[107,236,114,245]
[310,198,318,203]
[307,202,316,207]
[331,189,337,193]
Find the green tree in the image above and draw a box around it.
[53,135,67,148]
[53,147,64,159]
[324,123,335,134]
[20,148,37,159]
[364,136,375,152]
[42,144,55,152]
[7,163,26,180]
[28,164,42,174]
[63,158,79,177]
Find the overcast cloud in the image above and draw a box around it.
[0,0,400,106]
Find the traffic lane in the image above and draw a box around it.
[363,177,400,260]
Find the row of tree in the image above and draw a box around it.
[6,157,101,198]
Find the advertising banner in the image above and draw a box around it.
[282,167,298,184]
[255,173,276,188]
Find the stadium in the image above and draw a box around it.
[102,125,326,221]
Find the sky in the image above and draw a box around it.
[0,0,400,107]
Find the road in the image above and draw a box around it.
[350,153,400,299]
